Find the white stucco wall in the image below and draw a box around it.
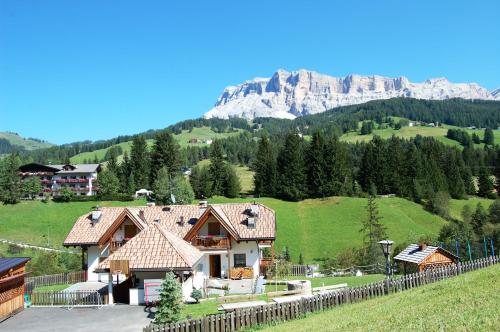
[230,240,260,277]
[87,245,110,282]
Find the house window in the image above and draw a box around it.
[233,254,246,268]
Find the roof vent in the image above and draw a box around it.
[177,216,185,226]
[249,203,259,217]
[247,217,256,229]
[199,200,208,208]
[419,242,427,251]
[153,217,160,223]
[91,206,102,223]
[162,206,171,212]
[139,210,145,221]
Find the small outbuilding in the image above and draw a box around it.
[394,243,457,274]
[0,257,30,321]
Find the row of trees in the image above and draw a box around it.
[253,131,500,202]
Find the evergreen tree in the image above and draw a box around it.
[360,189,386,264]
[484,128,494,146]
[253,136,277,197]
[189,165,212,199]
[119,151,134,194]
[324,136,352,196]
[276,132,306,201]
[0,153,22,204]
[130,136,150,190]
[96,169,120,198]
[154,272,182,324]
[445,151,466,199]
[488,200,500,225]
[22,176,42,199]
[471,203,488,237]
[472,133,481,144]
[477,167,495,198]
[360,121,374,135]
[208,141,226,196]
[150,130,181,184]
[154,167,195,205]
[401,143,422,200]
[306,131,327,198]
[223,165,241,198]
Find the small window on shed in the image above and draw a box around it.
[233,254,246,268]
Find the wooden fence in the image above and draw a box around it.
[144,255,499,332]
[30,290,105,307]
[25,270,85,293]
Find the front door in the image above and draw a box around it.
[209,255,221,278]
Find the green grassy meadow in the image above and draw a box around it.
[208,196,447,263]
[267,274,385,290]
[449,197,496,221]
[0,199,146,248]
[70,127,242,163]
[197,159,255,194]
[0,131,54,150]
[256,263,500,332]
[339,121,500,147]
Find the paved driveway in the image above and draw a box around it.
[1,305,154,332]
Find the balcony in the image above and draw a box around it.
[110,240,128,253]
[192,236,230,249]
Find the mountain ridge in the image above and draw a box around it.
[204,69,499,119]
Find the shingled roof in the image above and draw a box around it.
[64,203,275,246]
[97,223,203,271]
[394,244,457,264]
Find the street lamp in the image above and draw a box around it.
[378,240,394,278]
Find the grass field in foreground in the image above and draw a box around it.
[256,264,500,332]
[208,196,447,263]
[0,199,146,248]
[181,274,383,319]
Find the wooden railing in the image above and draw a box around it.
[192,236,230,249]
[144,255,499,332]
[110,240,127,253]
[25,271,86,293]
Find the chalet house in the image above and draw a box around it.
[63,202,275,304]
[19,163,101,197]
[394,243,458,273]
[0,257,30,321]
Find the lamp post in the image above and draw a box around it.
[378,240,394,278]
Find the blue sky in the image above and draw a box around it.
[1,0,499,144]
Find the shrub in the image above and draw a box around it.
[190,289,202,303]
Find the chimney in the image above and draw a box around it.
[419,242,427,251]
[199,200,208,215]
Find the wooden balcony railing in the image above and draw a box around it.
[110,240,128,253]
[192,236,230,249]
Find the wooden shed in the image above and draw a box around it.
[0,257,30,321]
[394,243,457,273]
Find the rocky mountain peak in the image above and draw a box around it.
[204,69,498,120]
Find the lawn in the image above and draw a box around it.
[256,263,500,332]
[0,199,146,248]
[208,196,447,263]
[449,197,496,221]
[70,127,242,163]
[33,284,71,291]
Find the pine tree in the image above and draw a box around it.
[189,165,212,199]
[150,130,181,184]
[324,136,352,196]
[153,167,195,205]
[445,151,466,199]
[360,189,386,264]
[96,169,120,198]
[276,132,306,201]
[130,136,150,190]
[154,272,182,324]
[22,176,42,199]
[484,128,494,146]
[487,199,500,225]
[477,167,495,198]
[253,135,277,197]
[471,203,488,237]
[208,140,226,196]
[223,165,241,198]
[0,153,22,204]
[306,131,327,198]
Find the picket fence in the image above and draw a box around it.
[30,290,105,307]
[25,270,85,293]
[144,255,499,332]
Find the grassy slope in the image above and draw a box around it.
[69,127,242,163]
[449,198,496,221]
[0,200,146,248]
[0,131,54,150]
[340,122,500,147]
[208,196,446,263]
[257,264,500,332]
